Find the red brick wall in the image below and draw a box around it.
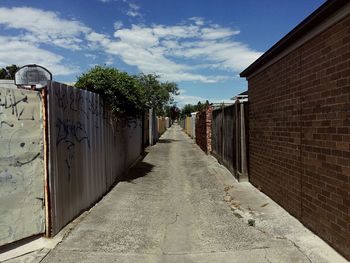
[195,106,212,154]
[248,15,350,259]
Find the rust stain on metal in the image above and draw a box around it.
[41,87,52,237]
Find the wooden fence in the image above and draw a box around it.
[211,101,248,181]
[180,114,197,139]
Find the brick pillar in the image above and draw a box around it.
[195,106,212,154]
[206,106,212,153]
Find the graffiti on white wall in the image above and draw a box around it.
[0,87,44,246]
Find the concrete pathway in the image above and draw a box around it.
[35,125,345,263]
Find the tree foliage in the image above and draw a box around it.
[164,105,180,120]
[75,66,146,117]
[75,66,179,117]
[180,100,210,118]
[0,64,19,79]
[136,73,179,116]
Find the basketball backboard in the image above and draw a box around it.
[15,64,52,89]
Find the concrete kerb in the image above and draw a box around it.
[0,210,90,262]
[185,131,348,263]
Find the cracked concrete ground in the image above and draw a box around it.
[34,124,346,263]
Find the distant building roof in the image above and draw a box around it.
[211,103,235,110]
[240,0,349,78]
[231,90,248,101]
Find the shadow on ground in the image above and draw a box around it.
[157,139,179,143]
[0,235,42,254]
[121,161,154,182]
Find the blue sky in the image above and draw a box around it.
[0,0,325,106]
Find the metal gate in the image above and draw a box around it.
[0,87,45,246]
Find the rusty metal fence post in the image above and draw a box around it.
[41,87,51,237]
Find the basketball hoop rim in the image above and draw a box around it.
[14,64,52,86]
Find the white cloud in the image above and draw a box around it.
[85,54,97,60]
[0,7,260,82]
[0,7,90,50]
[175,92,207,107]
[124,1,142,18]
[87,18,261,83]
[86,31,110,45]
[189,17,205,26]
[201,27,240,40]
[114,20,123,30]
[0,36,79,75]
[153,25,199,39]
[63,81,76,86]
[0,7,88,75]
[169,40,261,72]
[105,56,114,66]
[174,90,232,107]
[114,25,158,47]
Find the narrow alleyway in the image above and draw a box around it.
[41,125,314,262]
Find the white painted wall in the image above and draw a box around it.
[0,87,45,246]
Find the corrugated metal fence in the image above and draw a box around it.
[148,108,158,145]
[0,81,170,244]
[47,82,143,235]
[143,110,169,148]
[211,101,248,181]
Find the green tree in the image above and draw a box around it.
[0,64,19,79]
[0,68,6,79]
[6,65,19,79]
[170,105,180,120]
[196,101,204,112]
[75,66,146,117]
[75,66,179,118]
[164,105,180,120]
[180,100,211,118]
[164,105,171,117]
[136,73,179,116]
[181,104,196,118]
